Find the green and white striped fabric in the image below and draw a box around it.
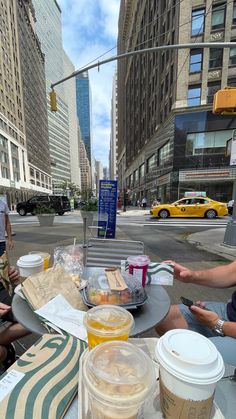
[124,261,174,285]
[0,334,86,419]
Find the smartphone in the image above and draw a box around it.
[180,296,210,310]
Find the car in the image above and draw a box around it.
[227,199,234,215]
[150,197,228,219]
[16,195,71,216]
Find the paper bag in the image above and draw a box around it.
[0,251,12,296]
[0,334,87,419]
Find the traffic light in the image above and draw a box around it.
[49,90,57,112]
[213,87,236,115]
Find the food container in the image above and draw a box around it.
[127,255,150,287]
[83,340,156,418]
[17,254,44,278]
[83,305,134,350]
[155,329,225,419]
[29,251,50,270]
[83,271,147,308]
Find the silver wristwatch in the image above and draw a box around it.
[213,319,225,336]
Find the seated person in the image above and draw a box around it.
[0,266,29,371]
[156,260,236,366]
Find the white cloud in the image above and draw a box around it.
[58,0,120,167]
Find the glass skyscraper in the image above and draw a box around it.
[32,0,71,190]
[76,72,92,164]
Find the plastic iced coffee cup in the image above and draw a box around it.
[83,305,134,350]
[127,255,150,287]
[155,329,225,419]
[83,340,156,419]
[29,251,50,269]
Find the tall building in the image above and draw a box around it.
[109,72,118,180]
[76,72,93,164]
[0,0,51,209]
[117,0,236,205]
[95,160,103,193]
[63,52,81,190]
[79,139,91,192]
[33,0,71,192]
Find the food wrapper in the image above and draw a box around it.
[0,251,12,296]
[53,245,83,281]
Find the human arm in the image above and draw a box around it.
[164,260,236,288]
[190,305,236,339]
[0,302,11,317]
[8,266,20,284]
[5,214,13,250]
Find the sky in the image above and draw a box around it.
[57,0,120,168]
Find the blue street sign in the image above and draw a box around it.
[98,180,118,239]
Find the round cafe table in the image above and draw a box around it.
[12,267,170,337]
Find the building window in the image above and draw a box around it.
[186,130,231,156]
[233,2,236,24]
[188,85,201,106]
[209,48,223,69]
[227,77,236,86]
[189,49,203,73]
[139,163,145,179]
[2,167,9,179]
[191,8,205,36]
[134,169,139,183]
[211,3,226,30]
[229,45,236,65]
[207,81,221,104]
[146,154,155,173]
[158,142,170,167]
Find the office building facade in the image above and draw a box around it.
[33,0,71,192]
[117,0,236,204]
[79,139,91,192]
[110,72,118,181]
[76,72,93,165]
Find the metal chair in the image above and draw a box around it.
[87,212,109,239]
[85,238,144,267]
[0,319,27,352]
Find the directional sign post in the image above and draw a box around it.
[223,130,236,246]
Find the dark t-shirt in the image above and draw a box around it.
[227,289,236,321]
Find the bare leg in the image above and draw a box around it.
[155,305,188,336]
[0,323,29,346]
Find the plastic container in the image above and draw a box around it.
[83,304,134,350]
[83,340,156,419]
[29,251,50,270]
[17,254,44,278]
[155,329,225,418]
[127,255,150,287]
[84,271,147,307]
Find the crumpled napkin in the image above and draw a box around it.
[35,294,87,341]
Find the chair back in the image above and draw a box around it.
[85,238,144,267]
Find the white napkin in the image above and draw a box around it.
[35,294,87,341]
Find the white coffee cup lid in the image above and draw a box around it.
[156,329,225,385]
[17,254,43,268]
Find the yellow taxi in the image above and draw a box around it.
[150,197,228,219]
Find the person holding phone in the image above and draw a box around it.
[155,260,236,366]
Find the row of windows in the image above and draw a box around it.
[188,77,236,107]
[191,2,236,36]
[189,46,236,75]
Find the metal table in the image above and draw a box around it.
[12,267,170,336]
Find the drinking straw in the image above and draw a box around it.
[73,238,76,246]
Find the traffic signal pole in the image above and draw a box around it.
[224,132,236,246]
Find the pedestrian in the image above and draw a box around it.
[141,197,147,209]
[0,197,13,254]
[137,199,141,208]
[156,260,236,366]
[152,198,159,206]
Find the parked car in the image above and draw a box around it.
[227,199,234,215]
[150,197,228,219]
[16,195,71,216]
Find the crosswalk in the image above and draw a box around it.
[117,218,229,228]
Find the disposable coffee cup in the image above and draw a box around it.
[17,254,44,278]
[83,305,134,350]
[29,251,50,270]
[127,255,150,287]
[155,329,225,419]
[83,340,156,419]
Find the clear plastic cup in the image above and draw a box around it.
[29,251,50,270]
[83,340,156,419]
[83,305,134,350]
[155,329,225,418]
[127,255,150,287]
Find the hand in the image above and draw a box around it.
[0,302,11,317]
[190,305,219,328]
[8,265,20,284]
[8,239,14,250]
[163,260,193,283]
